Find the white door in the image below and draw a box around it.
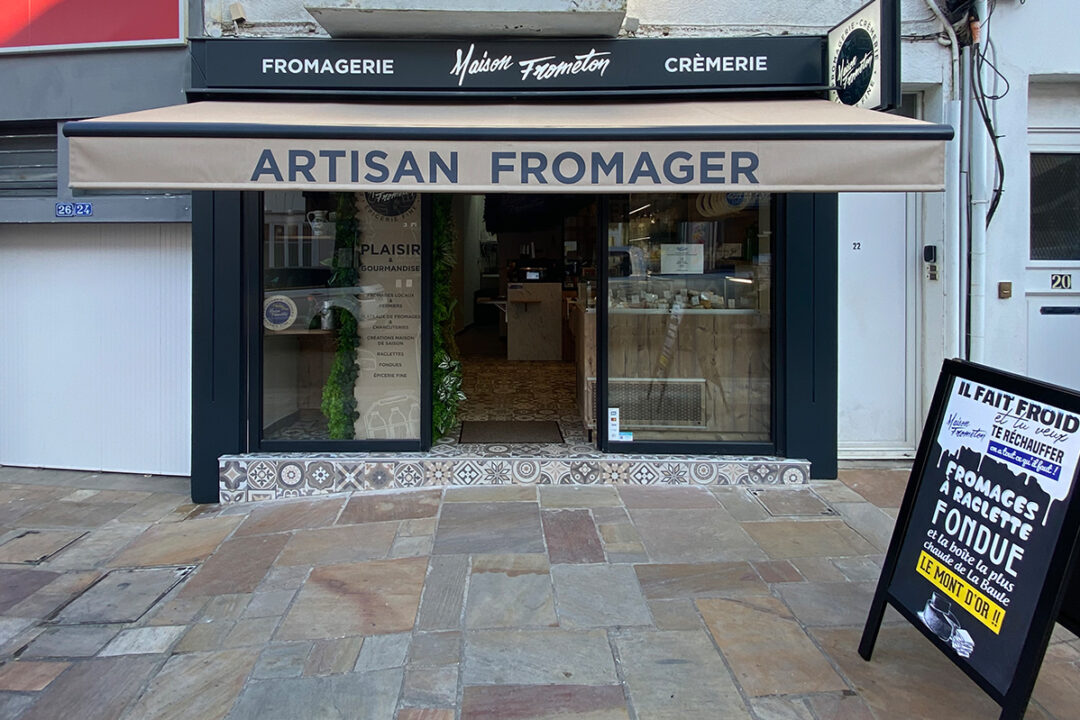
[1026,132,1080,391]
[0,223,191,475]
[837,193,918,457]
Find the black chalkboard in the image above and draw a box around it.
[860,359,1080,720]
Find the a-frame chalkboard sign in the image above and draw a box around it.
[861,359,1080,719]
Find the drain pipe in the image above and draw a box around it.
[968,2,989,363]
[924,0,963,360]
[959,45,973,358]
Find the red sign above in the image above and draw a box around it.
[0,0,183,52]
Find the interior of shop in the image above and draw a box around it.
[450,192,772,447]
[450,195,597,445]
[259,189,773,448]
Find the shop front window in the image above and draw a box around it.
[261,191,422,442]
[605,193,772,444]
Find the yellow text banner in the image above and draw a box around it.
[917,551,1005,634]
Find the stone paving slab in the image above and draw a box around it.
[697,595,848,696]
[55,567,190,625]
[463,629,618,685]
[1,466,1077,720]
[615,629,752,719]
[460,684,629,719]
[277,558,427,640]
[0,530,85,565]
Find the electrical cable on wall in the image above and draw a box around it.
[971,0,1008,226]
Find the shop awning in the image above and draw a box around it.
[65,99,952,193]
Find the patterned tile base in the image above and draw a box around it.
[219,451,810,504]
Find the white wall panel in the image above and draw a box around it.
[0,224,191,475]
[837,193,917,456]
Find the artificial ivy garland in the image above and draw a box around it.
[431,195,465,439]
[320,192,361,439]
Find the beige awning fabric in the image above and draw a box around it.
[65,99,952,193]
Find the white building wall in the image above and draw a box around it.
[973,1,1080,386]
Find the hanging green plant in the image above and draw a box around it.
[320,192,361,439]
[431,195,465,439]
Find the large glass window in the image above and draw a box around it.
[261,191,422,442]
[1031,154,1080,261]
[605,193,772,444]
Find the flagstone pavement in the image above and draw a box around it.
[0,464,1077,719]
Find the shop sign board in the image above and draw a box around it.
[190,36,825,96]
[69,136,946,193]
[827,0,900,110]
[861,359,1080,719]
[0,0,184,54]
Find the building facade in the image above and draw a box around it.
[7,1,1070,504]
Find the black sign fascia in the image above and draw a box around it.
[861,359,1080,720]
[189,36,826,98]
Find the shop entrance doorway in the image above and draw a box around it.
[450,194,598,447]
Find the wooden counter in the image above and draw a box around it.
[573,304,770,440]
[507,282,562,361]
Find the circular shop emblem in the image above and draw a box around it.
[833,26,876,106]
[365,192,418,221]
[263,295,297,331]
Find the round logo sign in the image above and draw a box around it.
[835,28,876,106]
[364,192,417,220]
[263,295,297,331]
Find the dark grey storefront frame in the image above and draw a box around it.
[190,185,837,503]
[180,30,907,501]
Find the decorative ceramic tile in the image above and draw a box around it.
[221,462,246,490]
[335,463,364,492]
[247,462,277,490]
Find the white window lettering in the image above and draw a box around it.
[678,57,692,72]
[303,59,319,73]
[706,56,721,71]
[665,57,677,72]
[287,59,302,73]
[756,56,767,71]
[261,58,272,73]
[722,57,734,72]
[274,59,286,73]
[692,54,704,72]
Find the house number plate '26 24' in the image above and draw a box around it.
[55,202,93,217]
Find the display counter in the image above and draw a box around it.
[572,302,770,441]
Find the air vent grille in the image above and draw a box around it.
[607,377,707,428]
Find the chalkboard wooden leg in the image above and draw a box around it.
[998,692,1029,720]
[858,592,889,660]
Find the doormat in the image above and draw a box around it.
[459,420,564,444]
